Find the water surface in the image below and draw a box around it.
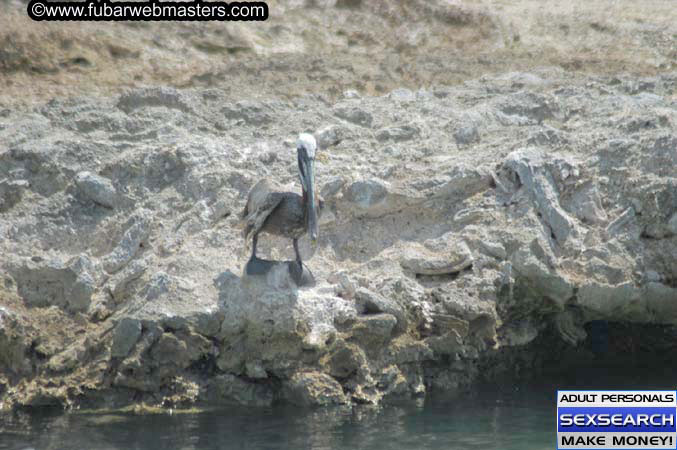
[0,388,554,450]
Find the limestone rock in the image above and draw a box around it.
[333,105,372,127]
[343,179,388,208]
[375,124,420,142]
[111,318,142,358]
[74,171,117,208]
[502,148,580,244]
[354,287,407,334]
[315,125,346,148]
[103,210,152,274]
[0,179,29,212]
[453,124,480,146]
[577,281,643,319]
[388,88,416,102]
[351,313,397,351]
[221,100,274,125]
[283,371,349,407]
[205,374,273,407]
[107,259,148,303]
[667,213,677,236]
[399,240,473,275]
[245,360,268,379]
[0,306,31,375]
[1,67,676,410]
[117,86,192,114]
[425,331,463,356]
[10,255,97,312]
[326,342,366,379]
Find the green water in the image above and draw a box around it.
[3,360,675,450]
[0,388,554,450]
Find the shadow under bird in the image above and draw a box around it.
[241,133,323,284]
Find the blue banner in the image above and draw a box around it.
[558,407,677,433]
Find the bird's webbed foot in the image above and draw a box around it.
[288,260,315,287]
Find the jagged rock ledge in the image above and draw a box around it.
[0,69,676,409]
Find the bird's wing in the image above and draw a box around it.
[241,179,285,241]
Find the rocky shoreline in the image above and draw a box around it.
[0,69,676,410]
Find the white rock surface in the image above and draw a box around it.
[0,70,676,409]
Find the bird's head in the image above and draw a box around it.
[297,133,319,244]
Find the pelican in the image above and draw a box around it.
[241,133,322,269]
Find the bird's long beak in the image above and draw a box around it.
[300,156,318,244]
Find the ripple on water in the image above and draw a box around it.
[0,390,556,450]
